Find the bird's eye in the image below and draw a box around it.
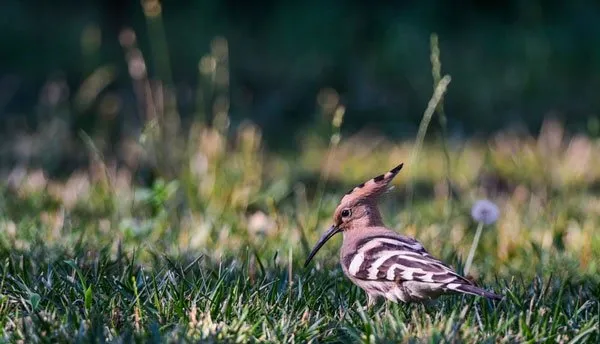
[341,209,352,218]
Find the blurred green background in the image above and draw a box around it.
[2,1,600,173]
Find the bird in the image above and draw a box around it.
[304,162,502,307]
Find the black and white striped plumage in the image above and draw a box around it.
[305,163,501,306]
[341,230,501,304]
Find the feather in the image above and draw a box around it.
[343,234,500,301]
[342,163,403,203]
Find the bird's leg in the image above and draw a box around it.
[360,294,375,311]
[367,294,375,309]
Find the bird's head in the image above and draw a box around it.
[304,162,403,267]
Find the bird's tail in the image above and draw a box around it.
[447,283,502,300]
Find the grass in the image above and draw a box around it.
[0,243,598,342]
[1,117,600,342]
[1,23,599,342]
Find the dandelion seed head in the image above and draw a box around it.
[471,199,499,225]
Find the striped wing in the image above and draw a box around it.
[344,234,470,285]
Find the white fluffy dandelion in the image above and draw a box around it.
[471,199,500,225]
[464,199,500,274]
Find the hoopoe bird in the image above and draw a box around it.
[304,163,501,306]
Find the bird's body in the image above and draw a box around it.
[305,163,501,306]
[340,226,499,305]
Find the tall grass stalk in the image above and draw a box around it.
[142,0,174,86]
[464,221,484,275]
[142,0,181,179]
[430,34,454,220]
[406,75,451,210]
[307,106,345,242]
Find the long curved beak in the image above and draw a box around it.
[304,225,342,267]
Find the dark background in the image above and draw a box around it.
[1,1,600,170]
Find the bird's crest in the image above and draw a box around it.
[341,163,403,204]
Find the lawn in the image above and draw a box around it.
[1,113,599,342]
[1,22,600,342]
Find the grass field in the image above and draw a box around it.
[1,113,600,342]
[1,28,599,342]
